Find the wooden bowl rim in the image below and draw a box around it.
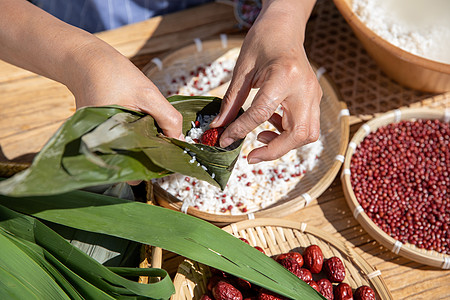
[333,0,450,73]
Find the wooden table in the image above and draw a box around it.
[0,2,448,299]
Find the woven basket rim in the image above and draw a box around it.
[148,37,350,224]
[341,107,450,269]
[171,218,393,300]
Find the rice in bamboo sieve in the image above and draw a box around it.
[144,37,349,225]
[170,218,392,300]
[341,107,450,269]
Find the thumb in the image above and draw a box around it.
[210,68,253,128]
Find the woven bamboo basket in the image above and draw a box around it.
[170,218,392,300]
[145,37,350,225]
[341,107,450,269]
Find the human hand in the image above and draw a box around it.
[68,41,183,139]
[210,0,321,163]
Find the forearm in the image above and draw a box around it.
[258,0,316,43]
[0,0,117,92]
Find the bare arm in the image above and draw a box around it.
[0,0,183,138]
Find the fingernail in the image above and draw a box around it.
[209,115,220,127]
[248,157,262,164]
[221,137,234,148]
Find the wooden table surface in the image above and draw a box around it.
[0,2,448,299]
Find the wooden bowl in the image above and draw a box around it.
[147,44,349,225]
[332,0,450,93]
[170,218,393,300]
[341,107,450,268]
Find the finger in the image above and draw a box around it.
[210,61,253,128]
[257,130,279,144]
[219,80,285,148]
[139,91,184,139]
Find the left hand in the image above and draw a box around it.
[210,0,321,164]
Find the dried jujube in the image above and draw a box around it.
[317,278,334,300]
[324,257,346,282]
[334,283,353,300]
[213,281,243,300]
[354,285,375,300]
[303,245,324,273]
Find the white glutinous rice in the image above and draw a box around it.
[352,0,450,64]
[156,114,324,215]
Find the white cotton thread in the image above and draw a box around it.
[394,109,402,122]
[444,108,450,123]
[362,124,371,136]
[220,33,228,48]
[442,256,450,269]
[247,212,255,220]
[316,66,327,81]
[349,142,357,150]
[302,193,313,206]
[341,168,351,179]
[392,240,403,254]
[353,205,364,219]
[339,109,350,119]
[367,270,382,279]
[194,38,203,52]
[181,202,189,214]
[335,154,345,163]
[300,222,307,233]
[151,57,163,71]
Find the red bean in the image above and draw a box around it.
[350,119,449,254]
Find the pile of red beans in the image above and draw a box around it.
[351,119,449,254]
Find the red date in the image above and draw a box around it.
[324,257,346,282]
[317,278,334,300]
[308,280,320,292]
[303,245,324,273]
[334,283,353,300]
[354,285,375,300]
[275,252,304,267]
[213,281,243,300]
[297,268,313,282]
[279,257,301,277]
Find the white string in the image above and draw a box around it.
[302,193,313,206]
[247,212,255,220]
[316,66,327,81]
[442,256,450,269]
[181,202,189,214]
[335,154,345,163]
[444,108,450,123]
[392,240,402,254]
[220,33,228,48]
[231,223,238,235]
[394,109,402,122]
[362,124,371,136]
[367,270,382,279]
[151,57,163,71]
[353,205,364,219]
[300,222,307,233]
[341,168,351,179]
[339,109,350,119]
[194,38,203,52]
[349,142,357,150]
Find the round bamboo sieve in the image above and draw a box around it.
[145,37,350,225]
[341,107,450,269]
[170,218,392,300]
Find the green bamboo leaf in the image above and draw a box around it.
[0,97,242,196]
[0,204,175,300]
[0,191,325,300]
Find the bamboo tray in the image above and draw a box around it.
[145,37,350,225]
[170,218,392,300]
[341,107,450,269]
